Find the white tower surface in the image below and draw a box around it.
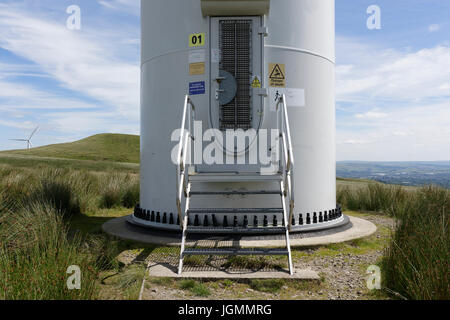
[133,0,344,233]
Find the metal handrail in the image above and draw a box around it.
[176,95,195,228]
[276,94,295,231]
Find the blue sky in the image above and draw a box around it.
[0,0,449,161]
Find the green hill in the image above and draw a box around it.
[3,134,140,163]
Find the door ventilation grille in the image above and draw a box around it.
[219,20,252,131]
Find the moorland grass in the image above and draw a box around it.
[179,280,211,297]
[0,202,101,299]
[339,183,449,300]
[337,182,410,215]
[0,168,129,300]
[0,154,139,173]
[2,134,140,164]
[99,173,139,209]
[0,167,140,215]
[381,186,449,300]
[0,161,448,300]
[250,279,285,293]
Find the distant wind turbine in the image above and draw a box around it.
[9,126,39,150]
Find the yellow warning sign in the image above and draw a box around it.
[189,62,205,75]
[269,63,286,87]
[251,76,261,88]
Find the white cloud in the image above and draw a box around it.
[355,109,388,119]
[0,119,36,130]
[337,102,450,161]
[438,83,450,91]
[338,139,372,145]
[46,111,139,135]
[0,3,140,150]
[122,38,140,45]
[337,40,450,103]
[0,62,49,78]
[392,130,414,137]
[428,24,440,33]
[0,3,140,120]
[336,37,450,161]
[0,77,97,110]
[98,0,139,15]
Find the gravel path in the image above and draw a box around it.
[109,213,395,300]
[293,214,395,300]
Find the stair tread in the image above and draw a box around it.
[183,248,289,256]
[188,172,282,182]
[189,190,281,195]
[188,208,284,214]
[187,226,287,233]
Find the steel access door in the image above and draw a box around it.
[203,16,264,173]
[210,17,263,131]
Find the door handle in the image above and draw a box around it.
[215,70,237,104]
[215,89,224,100]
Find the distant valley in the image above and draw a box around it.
[337,161,450,188]
[2,134,449,188]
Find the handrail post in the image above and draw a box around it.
[176,95,193,229]
[175,95,198,230]
[177,96,189,168]
[276,94,295,231]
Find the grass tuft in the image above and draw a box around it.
[338,183,410,215]
[250,279,285,293]
[339,183,449,300]
[179,280,211,297]
[0,202,99,300]
[223,256,284,270]
[381,186,449,300]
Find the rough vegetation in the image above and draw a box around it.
[0,167,138,299]
[338,183,449,300]
[0,149,448,300]
[381,186,449,300]
[0,202,102,299]
[0,167,139,215]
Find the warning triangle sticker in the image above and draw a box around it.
[251,76,261,88]
[269,63,286,87]
[269,64,285,80]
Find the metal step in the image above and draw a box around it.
[186,226,286,234]
[189,172,282,183]
[189,190,281,196]
[187,208,284,214]
[183,248,289,256]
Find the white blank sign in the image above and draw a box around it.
[269,88,306,111]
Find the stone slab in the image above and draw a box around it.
[148,263,320,280]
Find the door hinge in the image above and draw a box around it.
[258,27,269,37]
[256,88,268,97]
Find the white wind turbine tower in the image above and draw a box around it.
[10,126,39,150]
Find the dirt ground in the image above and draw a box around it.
[99,212,394,300]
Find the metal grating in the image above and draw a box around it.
[219,20,252,131]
